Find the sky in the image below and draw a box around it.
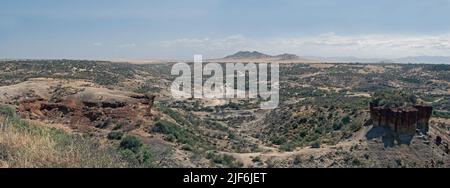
[1,0,450,60]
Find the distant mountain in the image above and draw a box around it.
[224,51,271,59]
[308,55,450,64]
[221,51,312,62]
[395,56,450,64]
[221,52,450,64]
[308,56,392,63]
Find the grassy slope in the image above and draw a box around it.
[0,105,152,168]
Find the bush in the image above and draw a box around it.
[352,158,362,166]
[117,135,156,167]
[119,146,155,167]
[222,154,235,165]
[210,153,243,168]
[299,131,307,138]
[310,141,321,149]
[280,143,295,152]
[164,134,176,142]
[112,123,123,131]
[433,111,450,119]
[158,106,191,126]
[252,156,262,163]
[228,132,236,140]
[271,137,287,145]
[207,120,229,131]
[205,151,216,159]
[349,122,362,132]
[120,135,142,153]
[341,116,351,125]
[332,122,343,130]
[152,120,194,145]
[0,105,16,118]
[107,131,124,140]
[293,155,302,165]
[181,144,194,151]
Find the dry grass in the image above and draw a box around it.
[0,106,135,168]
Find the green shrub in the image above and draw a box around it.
[119,146,155,167]
[112,123,123,131]
[333,122,343,130]
[0,105,16,118]
[271,137,287,145]
[158,106,191,126]
[222,154,234,164]
[207,120,229,131]
[135,147,155,167]
[433,111,450,119]
[352,158,362,166]
[164,134,176,142]
[372,90,417,107]
[134,85,161,94]
[252,156,262,163]
[228,132,236,140]
[205,151,216,159]
[120,135,142,153]
[341,115,351,125]
[299,130,307,138]
[349,122,362,132]
[181,144,194,151]
[152,120,194,145]
[293,155,302,165]
[280,143,295,152]
[210,153,243,168]
[310,141,321,148]
[107,131,124,140]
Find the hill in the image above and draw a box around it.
[224,51,272,59]
[218,51,313,62]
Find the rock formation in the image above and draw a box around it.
[414,105,433,133]
[369,103,433,135]
[16,93,155,131]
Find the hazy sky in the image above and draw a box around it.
[1,0,450,59]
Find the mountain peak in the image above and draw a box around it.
[219,51,314,62]
[224,51,271,59]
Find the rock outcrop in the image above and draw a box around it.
[369,103,433,135]
[0,78,157,132]
[414,105,433,133]
[17,93,155,131]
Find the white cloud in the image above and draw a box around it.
[156,35,250,50]
[261,33,450,58]
[150,33,450,58]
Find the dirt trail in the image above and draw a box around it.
[224,125,372,167]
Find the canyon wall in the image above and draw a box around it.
[369,103,433,135]
[17,93,155,131]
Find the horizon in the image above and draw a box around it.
[2,0,450,60]
[3,50,450,64]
